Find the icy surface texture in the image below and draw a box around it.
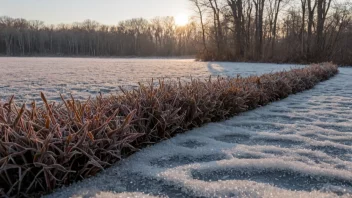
[47,68,352,198]
[0,58,302,102]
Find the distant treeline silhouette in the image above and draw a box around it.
[0,0,351,65]
[0,17,198,57]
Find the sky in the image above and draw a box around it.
[0,0,193,25]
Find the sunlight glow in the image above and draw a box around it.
[175,13,189,26]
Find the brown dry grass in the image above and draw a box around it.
[0,62,338,197]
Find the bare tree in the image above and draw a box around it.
[301,0,307,56]
[208,0,224,57]
[271,0,283,57]
[1,0,352,65]
[0,16,198,57]
[316,0,332,58]
[307,0,317,57]
[188,0,351,64]
[228,0,245,58]
[253,0,265,60]
[190,0,208,53]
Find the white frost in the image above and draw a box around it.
[0,57,302,103]
[8,59,347,198]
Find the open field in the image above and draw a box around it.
[0,60,340,197]
[1,0,351,197]
[0,57,303,102]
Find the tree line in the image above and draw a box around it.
[0,17,199,57]
[191,0,352,65]
[1,0,351,65]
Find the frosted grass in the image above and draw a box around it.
[47,68,352,198]
[0,57,302,102]
[5,57,347,197]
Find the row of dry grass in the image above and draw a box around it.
[0,63,338,197]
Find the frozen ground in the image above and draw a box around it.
[47,67,352,198]
[0,57,302,102]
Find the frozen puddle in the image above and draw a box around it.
[48,68,352,198]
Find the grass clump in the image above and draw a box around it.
[0,62,338,197]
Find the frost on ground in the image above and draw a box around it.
[46,67,352,198]
[0,57,302,102]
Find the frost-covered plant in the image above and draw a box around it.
[0,62,338,197]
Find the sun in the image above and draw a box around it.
[175,13,189,26]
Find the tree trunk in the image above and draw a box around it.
[271,0,282,57]
[316,0,331,59]
[209,0,223,57]
[307,0,316,59]
[228,0,244,59]
[301,0,306,57]
[253,0,265,60]
[191,0,208,53]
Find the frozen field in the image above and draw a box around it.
[0,57,302,102]
[47,68,352,198]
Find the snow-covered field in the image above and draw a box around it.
[2,57,350,197]
[45,67,352,198]
[0,57,302,102]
